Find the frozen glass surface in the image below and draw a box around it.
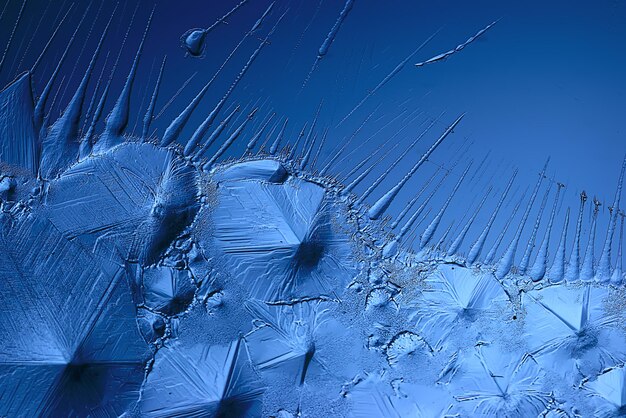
[0,1,625,417]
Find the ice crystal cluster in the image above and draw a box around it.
[1,1,625,417]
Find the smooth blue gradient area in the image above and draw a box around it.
[1,0,624,248]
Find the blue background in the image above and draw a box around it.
[1,0,625,253]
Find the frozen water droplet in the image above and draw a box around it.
[182,29,207,57]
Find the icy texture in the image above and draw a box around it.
[0,215,149,416]
[414,20,498,68]
[523,285,626,384]
[44,142,199,264]
[0,72,38,174]
[139,338,263,416]
[1,2,625,417]
[199,162,357,303]
[410,265,510,350]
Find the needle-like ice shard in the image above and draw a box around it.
[193,105,239,161]
[518,182,552,274]
[300,132,318,170]
[318,0,354,58]
[310,127,328,169]
[320,105,382,175]
[34,5,89,130]
[0,0,9,23]
[295,103,322,162]
[338,31,438,126]
[435,221,456,252]
[30,4,73,74]
[334,108,409,173]
[81,77,112,156]
[96,8,154,153]
[390,167,442,229]
[0,0,27,76]
[301,0,355,88]
[383,171,448,257]
[447,185,491,256]
[598,156,625,281]
[203,108,256,170]
[269,117,288,155]
[467,170,516,264]
[530,183,564,281]
[82,2,139,147]
[187,12,285,157]
[160,80,211,147]
[142,55,166,139]
[165,3,276,148]
[83,51,110,127]
[368,114,464,220]
[15,0,51,74]
[549,207,570,283]
[55,2,106,114]
[180,0,250,58]
[495,159,548,279]
[0,72,38,174]
[580,198,601,282]
[224,10,286,100]
[286,122,307,159]
[40,8,114,179]
[154,71,196,121]
[343,155,377,192]
[420,161,472,248]
[185,98,227,157]
[342,136,388,181]
[611,212,625,285]
[358,118,438,204]
[467,150,491,186]
[246,112,275,154]
[251,1,275,32]
[565,191,587,282]
[344,125,416,192]
[257,116,279,152]
[414,20,498,67]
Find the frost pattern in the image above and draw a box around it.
[0,2,625,418]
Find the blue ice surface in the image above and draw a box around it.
[1,1,626,417]
[3,142,626,416]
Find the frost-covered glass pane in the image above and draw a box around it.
[0,1,624,417]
